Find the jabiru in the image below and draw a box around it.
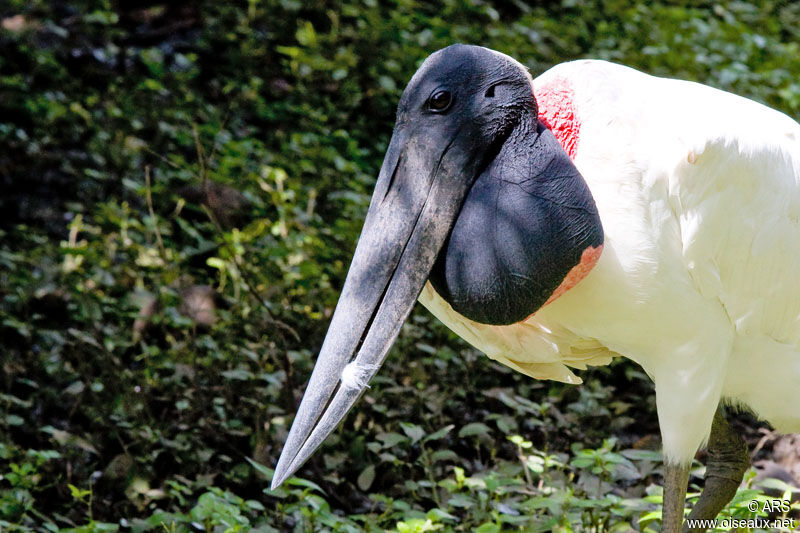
[272,45,800,532]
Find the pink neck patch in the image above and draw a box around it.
[542,245,603,307]
[535,76,580,160]
[529,76,600,314]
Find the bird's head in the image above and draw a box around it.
[272,45,602,488]
[393,44,537,166]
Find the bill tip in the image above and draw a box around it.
[270,467,290,490]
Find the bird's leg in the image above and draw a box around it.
[683,407,749,532]
[662,460,690,533]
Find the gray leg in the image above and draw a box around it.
[663,461,690,533]
[683,407,750,532]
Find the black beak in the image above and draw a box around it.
[271,125,478,489]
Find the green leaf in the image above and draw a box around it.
[67,484,90,500]
[400,422,425,445]
[430,450,459,463]
[424,424,454,442]
[446,493,475,509]
[221,368,254,380]
[4,414,24,426]
[620,449,664,461]
[246,499,265,511]
[376,432,409,449]
[286,476,327,495]
[426,508,457,522]
[246,457,274,479]
[295,21,318,47]
[458,422,491,438]
[357,464,375,491]
[206,257,226,270]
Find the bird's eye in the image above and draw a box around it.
[428,90,452,112]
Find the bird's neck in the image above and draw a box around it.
[430,117,603,325]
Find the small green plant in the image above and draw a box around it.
[0,446,61,526]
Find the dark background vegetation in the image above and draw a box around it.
[2,1,799,531]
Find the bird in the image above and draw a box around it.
[271,44,800,532]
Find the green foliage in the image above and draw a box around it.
[1,0,798,531]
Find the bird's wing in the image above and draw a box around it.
[656,80,800,347]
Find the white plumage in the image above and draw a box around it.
[420,59,800,467]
